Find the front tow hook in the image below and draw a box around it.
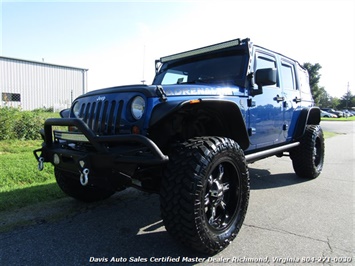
[80,168,90,186]
[38,157,44,171]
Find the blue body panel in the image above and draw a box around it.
[70,78,312,153]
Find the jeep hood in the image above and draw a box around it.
[78,84,156,99]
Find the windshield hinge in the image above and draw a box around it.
[155,85,167,102]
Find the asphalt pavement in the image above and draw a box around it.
[0,121,354,266]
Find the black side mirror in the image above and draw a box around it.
[251,68,277,96]
[256,68,277,88]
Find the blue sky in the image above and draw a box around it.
[1,0,354,97]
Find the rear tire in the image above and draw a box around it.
[290,125,325,179]
[55,168,116,202]
[160,137,249,254]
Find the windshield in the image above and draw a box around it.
[153,53,246,86]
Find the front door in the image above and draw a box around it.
[247,51,284,150]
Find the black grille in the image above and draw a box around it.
[76,100,124,135]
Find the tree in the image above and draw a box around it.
[317,87,331,107]
[329,97,340,109]
[338,91,355,109]
[302,62,327,106]
[303,63,321,88]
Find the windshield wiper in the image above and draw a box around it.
[178,76,215,84]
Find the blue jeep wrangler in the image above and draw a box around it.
[34,38,324,254]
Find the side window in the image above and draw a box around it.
[297,65,311,94]
[256,56,276,70]
[281,62,296,90]
[255,54,277,87]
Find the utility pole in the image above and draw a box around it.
[346,82,350,109]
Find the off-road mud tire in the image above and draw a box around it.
[290,125,325,179]
[55,168,115,202]
[160,137,250,254]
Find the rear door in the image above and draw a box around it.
[279,58,301,142]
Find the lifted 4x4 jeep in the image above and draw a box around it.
[34,38,324,254]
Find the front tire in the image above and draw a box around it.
[160,137,250,254]
[55,168,116,202]
[290,125,325,179]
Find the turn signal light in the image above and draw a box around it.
[189,99,201,104]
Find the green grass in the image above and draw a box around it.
[321,116,355,121]
[323,131,338,139]
[0,140,65,211]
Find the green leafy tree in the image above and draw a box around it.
[338,91,354,109]
[317,87,331,107]
[330,97,340,109]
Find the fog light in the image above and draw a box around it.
[53,154,60,165]
[69,126,78,132]
[132,125,140,134]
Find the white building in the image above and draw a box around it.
[0,56,88,111]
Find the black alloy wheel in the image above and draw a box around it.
[160,137,250,254]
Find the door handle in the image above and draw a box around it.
[293,97,302,103]
[273,95,285,103]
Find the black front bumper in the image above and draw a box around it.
[34,118,169,175]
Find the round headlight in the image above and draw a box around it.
[131,96,145,120]
[72,101,81,117]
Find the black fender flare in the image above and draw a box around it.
[59,108,70,118]
[293,107,321,140]
[149,99,250,150]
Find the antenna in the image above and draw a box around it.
[141,45,146,84]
